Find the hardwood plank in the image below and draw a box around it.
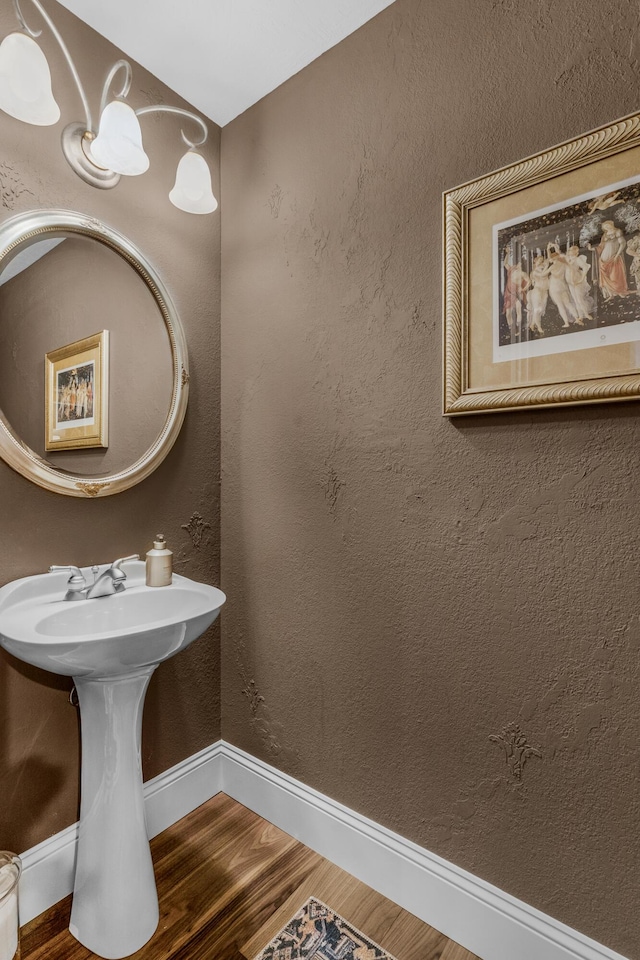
[440,942,481,960]
[380,908,450,960]
[148,799,304,959]
[21,895,72,950]
[21,794,482,960]
[157,843,323,960]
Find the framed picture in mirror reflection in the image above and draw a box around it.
[45,331,109,451]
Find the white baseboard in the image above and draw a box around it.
[19,822,79,928]
[220,743,629,960]
[19,740,223,925]
[145,740,223,839]
[19,740,629,960]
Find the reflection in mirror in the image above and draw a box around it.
[0,210,188,497]
[0,238,65,284]
[0,234,173,478]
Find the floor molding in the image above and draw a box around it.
[19,740,629,960]
[220,743,629,960]
[19,740,223,925]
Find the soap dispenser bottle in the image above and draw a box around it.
[146,534,173,587]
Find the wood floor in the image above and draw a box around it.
[21,793,479,960]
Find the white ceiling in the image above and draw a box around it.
[55,0,396,127]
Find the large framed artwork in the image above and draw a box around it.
[443,111,640,415]
[45,331,109,451]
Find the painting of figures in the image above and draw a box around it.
[494,176,640,363]
[56,361,95,427]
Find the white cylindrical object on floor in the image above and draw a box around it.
[0,852,21,960]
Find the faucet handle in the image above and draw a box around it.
[49,565,87,600]
[110,555,140,572]
[49,564,85,585]
[108,555,141,582]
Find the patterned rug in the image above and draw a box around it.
[253,896,398,960]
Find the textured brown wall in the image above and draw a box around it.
[220,1,640,956]
[0,1,220,852]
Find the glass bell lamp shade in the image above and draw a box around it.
[90,99,149,176]
[169,151,218,214]
[0,32,60,125]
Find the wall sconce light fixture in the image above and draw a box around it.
[0,0,218,214]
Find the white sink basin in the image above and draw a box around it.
[0,560,225,960]
[0,562,225,677]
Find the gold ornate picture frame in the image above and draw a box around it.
[443,111,640,415]
[45,330,108,451]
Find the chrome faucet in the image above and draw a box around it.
[49,556,140,601]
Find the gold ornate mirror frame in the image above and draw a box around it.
[0,210,189,497]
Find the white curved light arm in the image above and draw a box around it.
[13,0,93,131]
[98,59,132,119]
[135,104,208,150]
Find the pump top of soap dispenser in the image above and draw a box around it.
[153,535,166,549]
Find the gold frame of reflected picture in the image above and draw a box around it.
[45,330,109,452]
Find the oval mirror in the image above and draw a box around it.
[0,210,188,497]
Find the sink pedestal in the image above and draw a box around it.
[70,667,159,960]
[0,564,226,958]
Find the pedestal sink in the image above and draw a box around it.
[0,561,225,959]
